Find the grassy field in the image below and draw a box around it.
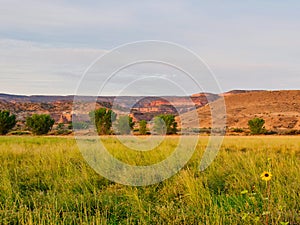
[0,136,300,224]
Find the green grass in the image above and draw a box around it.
[0,136,300,224]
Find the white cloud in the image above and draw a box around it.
[0,39,107,95]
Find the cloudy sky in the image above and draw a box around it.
[0,0,299,95]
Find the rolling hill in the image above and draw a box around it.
[182,90,300,131]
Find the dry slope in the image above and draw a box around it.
[182,90,300,131]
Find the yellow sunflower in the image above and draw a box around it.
[260,171,272,181]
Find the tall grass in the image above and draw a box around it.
[0,136,299,224]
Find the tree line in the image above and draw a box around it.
[0,109,278,136]
[89,108,178,135]
[0,110,55,135]
[0,108,178,135]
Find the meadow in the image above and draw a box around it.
[0,136,299,224]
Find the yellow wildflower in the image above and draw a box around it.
[260,171,272,181]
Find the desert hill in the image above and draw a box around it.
[182,90,300,131]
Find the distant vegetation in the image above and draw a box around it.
[231,128,244,133]
[115,115,135,135]
[248,118,266,135]
[55,123,72,135]
[89,108,116,135]
[139,120,147,135]
[26,114,55,135]
[0,107,299,136]
[0,110,16,135]
[153,114,178,135]
[70,121,89,130]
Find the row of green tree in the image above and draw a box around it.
[0,109,270,136]
[0,109,178,135]
[0,110,54,135]
[92,112,268,135]
[89,108,178,135]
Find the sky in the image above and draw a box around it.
[0,0,299,95]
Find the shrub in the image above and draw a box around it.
[139,120,147,135]
[0,110,17,135]
[232,128,244,133]
[89,108,116,135]
[264,130,278,135]
[70,122,89,130]
[56,123,72,135]
[153,114,177,135]
[115,115,135,135]
[9,131,31,135]
[248,118,266,135]
[26,114,55,135]
[281,129,300,135]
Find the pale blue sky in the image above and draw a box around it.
[0,0,299,95]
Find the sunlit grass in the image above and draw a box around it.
[0,136,299,224]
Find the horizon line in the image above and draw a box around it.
[1,89,300,98]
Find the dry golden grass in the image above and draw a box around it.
[0,136,299,224]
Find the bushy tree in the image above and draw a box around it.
[116,115,135,135]
[248,118,266,134]
[89,108,116,135]
[0,110,16,135]
[139,120,147,135]
[26,114,55,135]
[153,114,177,135]
[153,117,166,135]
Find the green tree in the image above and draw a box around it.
[0,110,16,135]
[26,114,55,135]
[116,115,135,135]
[153,114,177,135]
[248,118,266,134]
[153,117,166,134]
[139,120,147,135]
[89,108,116,135]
